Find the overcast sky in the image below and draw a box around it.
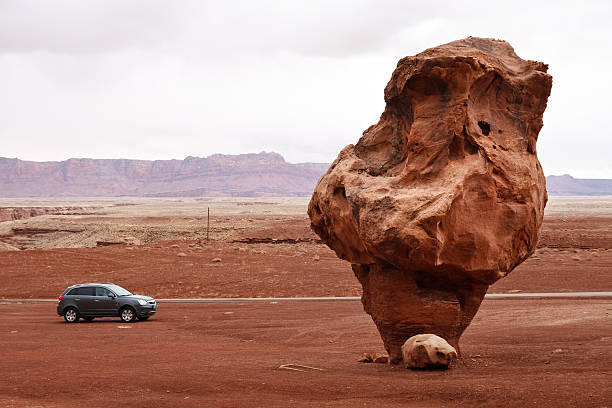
[1,0,610,177]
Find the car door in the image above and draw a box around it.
[72,286,96,314]
[92,287,118,315]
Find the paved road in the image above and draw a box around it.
[2,292,612,303]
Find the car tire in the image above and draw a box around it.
[119,306,136,323]
[83,317,94,322]
[64,307,80,323]
[137,315,150,321]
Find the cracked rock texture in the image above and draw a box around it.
[308,37,552,363]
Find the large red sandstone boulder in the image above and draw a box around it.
[308,37,552,364]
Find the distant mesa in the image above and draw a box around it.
[0,153,609,197]
[0,152,329,197]
[546,174,612,196]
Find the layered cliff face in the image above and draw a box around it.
[308,37,552,363]
[0,207,61,222]
[0,153,328,197]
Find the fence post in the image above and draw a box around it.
[207,207,210,242]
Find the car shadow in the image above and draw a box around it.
[53,318,157,325]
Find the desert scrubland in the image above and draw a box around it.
[0,196,610,298]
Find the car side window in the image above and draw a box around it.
[95,287,112,297]
[70,287,95,296]
[83,287,96,296]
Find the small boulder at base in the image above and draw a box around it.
[372,353,389,364]
[402,334,457,369]
[357,353,373,363]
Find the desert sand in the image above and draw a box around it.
[0,196,611,407]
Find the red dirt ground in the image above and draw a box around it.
[1,299,611,407]
[1,213,610,298]
[0,210,610,407]
[0,237,610,299]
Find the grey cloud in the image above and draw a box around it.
[2,1,610,60]
[0,0,184,54]
[0,0,446,57]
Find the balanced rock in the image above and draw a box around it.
[402,334,457,369]
[308,37,552,364]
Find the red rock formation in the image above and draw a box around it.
[308,37,552,363]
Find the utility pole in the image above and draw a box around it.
[206,207,210,242]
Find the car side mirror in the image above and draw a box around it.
[108,294,116,298]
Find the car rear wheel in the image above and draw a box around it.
[120,307,136,323]
[64,307,79,323]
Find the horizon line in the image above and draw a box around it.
[1,154,609,180]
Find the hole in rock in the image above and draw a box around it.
[333,187,346,199]
[477,121,490,135]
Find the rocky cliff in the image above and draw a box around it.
[0,152,328,197]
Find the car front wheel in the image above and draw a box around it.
[64,307,79,323]
[120,307,136,323]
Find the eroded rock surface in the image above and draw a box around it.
[308,37,552,363]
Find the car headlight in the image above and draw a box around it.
[137,299,148,306]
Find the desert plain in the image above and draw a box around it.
[0,196,611,407]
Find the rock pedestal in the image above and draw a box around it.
[308,37,552,364]
[353,264,487,362]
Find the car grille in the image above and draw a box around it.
[148,300,156,305]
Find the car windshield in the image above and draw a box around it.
[106,285,132,296]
